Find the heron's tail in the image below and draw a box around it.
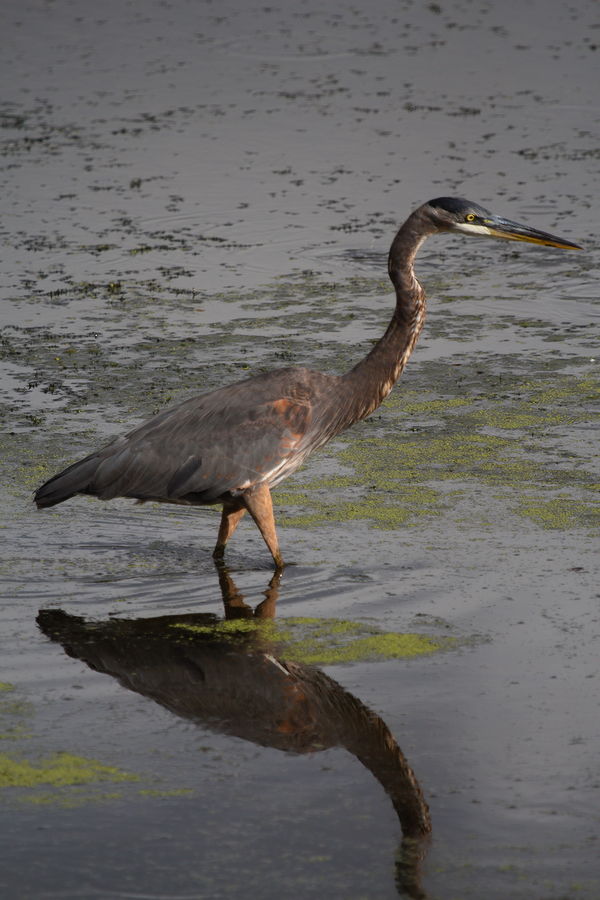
[34,455,99,508]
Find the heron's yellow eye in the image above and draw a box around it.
[466,213,476,222]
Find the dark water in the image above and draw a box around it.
[1,0,599,897]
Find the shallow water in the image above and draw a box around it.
[1,0,599,897]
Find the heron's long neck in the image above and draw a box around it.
[341,216,430,423]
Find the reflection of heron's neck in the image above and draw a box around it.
[334,688,431,898]
[350,710,431,838]
[308,666,431,838]
[341,212,431,421]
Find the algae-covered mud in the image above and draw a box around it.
[1,0,599,898]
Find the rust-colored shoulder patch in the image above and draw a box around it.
[269,398,312,436]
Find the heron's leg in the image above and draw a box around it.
[213,500,246,560]
[241,483,284,570]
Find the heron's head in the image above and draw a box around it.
[424,197,582,250]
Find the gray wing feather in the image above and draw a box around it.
[35,367,328,508]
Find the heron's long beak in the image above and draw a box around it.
[484,215,583,250]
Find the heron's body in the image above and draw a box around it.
[35,198,581,567]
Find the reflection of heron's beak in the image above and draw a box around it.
[484,215,583,250]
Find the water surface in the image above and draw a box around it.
[1,1,599,897]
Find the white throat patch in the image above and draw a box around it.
[452,222,494,238]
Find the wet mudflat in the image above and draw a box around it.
[1,0,599,897]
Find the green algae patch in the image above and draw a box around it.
[518,375,600,406]
[388,396,472,416]
[517,495,600,530]
[0,752,139,790]
[341,432,517,485]
[279,487,441,530]
[283,628,450,666]
[0,748,196,809]
[171,616,455,666]
[0,683,14,693]
[472,409,566,430]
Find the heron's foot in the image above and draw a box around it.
[214,537,287,572]
[273,558,299,571]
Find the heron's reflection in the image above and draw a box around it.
[37,567,431,898]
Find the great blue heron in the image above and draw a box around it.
[35,198,581,568]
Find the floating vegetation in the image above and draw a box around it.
[171,615,457,666]
[0,752,138,790]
